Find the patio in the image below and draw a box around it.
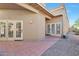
[0,36,60,56]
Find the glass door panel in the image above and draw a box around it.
[56,23,61,34]
[15,21,23,40]
[47,24,50,34]
[51,24,55,34]
[16,22,21,37]
[0,21,6,38]
[8,21,15,39]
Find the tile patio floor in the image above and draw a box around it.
[0,36,60,56]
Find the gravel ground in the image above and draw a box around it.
[41,33,79,56]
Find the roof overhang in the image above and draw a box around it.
[51,6,64,12]
[0,3,63,20]
[29,3,55,18]
[28,3,64,19]
[16,3,39,13]
[17,3,55,19]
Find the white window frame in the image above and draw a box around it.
[0,20,23,40]
[47,22,62,36]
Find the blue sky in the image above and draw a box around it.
[45,3,79,26]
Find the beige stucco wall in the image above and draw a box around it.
[63,10,69,34]
[23,13,45,40]
[0,9,45,40]
[51,6,69,35]
[46,16,62,23]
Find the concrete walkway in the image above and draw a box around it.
[42,34,79,56]
[0,36,60,56]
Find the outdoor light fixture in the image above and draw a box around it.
[30,20,33,24]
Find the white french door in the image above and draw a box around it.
[0,20,23,40]
[0,20,7,39]
[51,24,55,35]
[7,21,15,40]
[47,23,61,36]
[47,24,51,34]
[56,23,61,35]
[15,20,23,40]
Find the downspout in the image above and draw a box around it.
[61,4,64,38]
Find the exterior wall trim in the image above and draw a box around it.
[17,3,39,13]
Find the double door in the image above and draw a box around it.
[0,20,23,40]
[47,23,61,36]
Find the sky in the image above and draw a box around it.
[45,3,79,26]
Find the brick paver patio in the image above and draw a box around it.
[0,36,60,56]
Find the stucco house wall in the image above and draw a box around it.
[0,9,45,40]
[23,13,45,40]
[46,16,63,23]
[51,6,69,35]
[0,3,69,40]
